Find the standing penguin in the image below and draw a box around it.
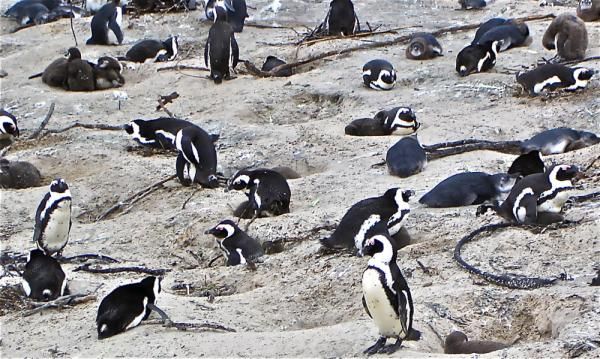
[86,0,124,46]
[0,109,20,144]
[227,168,291,219]
[65,47,95,91]
[456,41,499,76]
[386,136,427,178]
[22,249,68,301]
[324,0,360,36]
[175,125,219,188]
[520,127,599,155]
[362,234,419,355]
[97,276,161,339]
[362,59,396,90]
[542,14,588,61]
[320,188,412,253]
[516,64,594,96]
[345,107,420,137]
[204,6,239,84]
[123,36,179,63]
[33,178,72,257]
[205,0,248,32]
[125,117,199,149]
[206,219,264,266]
[406,33,443,60]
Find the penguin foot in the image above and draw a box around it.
[380,338,402,354]
[364,337,386,355]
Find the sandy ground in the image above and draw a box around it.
[1,0,599,357]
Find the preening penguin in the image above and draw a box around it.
[86,0,124,46]
[361,234,419,355]
[204,6,239,84]
[124,36,179,63]
[474,22,530,52]
[125,117,200,149]
[93,56,125,90]
[324,0,360,36]
[320,188,412,253]
[206,219,264,266]
[227,168,291,219]
[0,109,20,144]
[578,0,600,21]
[345,107,420,136]
[507,150,545,177]
[205,0,248,32]
[34,178,72,256]
[406,33,443,60]
[362,59,396,90]
[419,172,516,208]
[520,127,599,155]
[97,276,161,339]
[456,41,499,76]
[516,64,594,96]
[444,331,508,354]
[22,249,68,301]
[472,18,510,44]
[261,56,292,77]
[65,47,95,91]
[175,125,219,188]
[386,136,427,178]
[542,14,588,61]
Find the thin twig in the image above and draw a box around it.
[22,294,96,317]
[145,303,236,332]
[73,264,170,276]
[59,253,119,263]
[181,188,200,209]
[560,56,600,66]
[39,122,124,139]
[426,140,523,160]
[27,103,56,140]
[157,65,210,73]
[298,25,420,47]
[69,0,78,46]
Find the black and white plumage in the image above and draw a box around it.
[65,47,95,91]
[227,168,291,219]
[474,22,530,52]
[520,128,599,155]
[206,219,264,266]
[456,41,499,77]
[96,276,161,339]
[345,107,420,137]
[86,0,124,45]
[125,118,202,149]
[516,64,594,96]
[124,36,179,63]
[406,33,443,60]
[508,150,545,177]
[578,0,600,22]
[386,136,427,178]
[362,234,417,355]
[4,0,60,18]
[13,2,49,25]
[205,0,248,32]
[204,6,239,84]
[472,18,510,44]
[93,56,125,90]
[22,249,68,301]
[323,0,360,36]
[320,188,412,254]
[459,0,494,10]
[33,178,72,256]
[419,172,516,208]
[362,59,396,90]
[175,125,219,188]
[0,109,20,142]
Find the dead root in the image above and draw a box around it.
[73,264,170,276]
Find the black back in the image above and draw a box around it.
[86,0,123,45]
[176,125,218,188]
[126,39,164,62]
[22,249,67,301]
[125,117,195,149]
[475,24,529,51]
[362,59,396,88]
[228,169,291,216]
[520,127,582,154]
[204,12,238,84]
[42,57,68,87]
[261,56,291,77]
[0,159,42,189]
[456,42,497,76]
[345,117,387,136]
[327,0,359,36]
[207,220,264,265]
[419,172,500,208]
[205,0,248,32]
[4,0,59,17]
[516,64,581,95]
[472,18,510,44]
[508,151,545,177]
[386,136,427,178]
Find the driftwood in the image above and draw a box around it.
[59,253,119,263]
[39,122,124,139]
[145,303,236,332]
[156,91,180,117]
[22,294,96,317]
[96,174,177,221]
[27,103,56,140]
[560,56,600,66]
[74,264,170,276]
[157,65,210,73]
[297,25,419,47]
[244,14,556,78]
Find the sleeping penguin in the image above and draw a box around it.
[175,125,219,188]
[362,59,396,90]
[320,188,412,254]
[227,168,291,219]
[28,51,69,88]
[444,331,508,354]
[361,234,420,355]
[516,64,594,96]
[474,22,530,52]
[4,0,60,18]
[93,56,125,90]
[65,47,95,91]
[206,219,264,266]
[125,118,197,149]
[204,6,239,84]
[123,36,179,63]
[33,178,72,256]
[472,18,511,44]
[86,0,124,46]
[97,276,161,339]
[520,128,599,155]
[345,107,420,137]
[386,135,427,178]
[456,41,499,77]
[261,56,292,77]
[324,0,360,36]
[0,158,42,189]
[405,33,443,60]
[22,249,68,301]
[205,0,248,32]
[0,109,20,145]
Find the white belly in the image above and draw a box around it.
[362,269,402,337]
[42,201,71,253]
[538,190,570,213]
[126,297,148,330]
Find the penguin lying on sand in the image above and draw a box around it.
[0,158,42,189]
[261,56,292,77]
[386,136,427,178]
[345,107,420,137]
[22,249,68,301]
[406,33,442,60]
[516,64,594,96]
[444,331,508,354]
[520,128,599,155]
[456,41,499,76]
[123,36,179,63]
[65,47,95,91]
[206,219,264,266]
[474,22,530,52]
[459,0,494,9]
[93,56,125,90]
[362,59,396,90]
[227,168,291,219]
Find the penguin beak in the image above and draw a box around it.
[205,227,217,235]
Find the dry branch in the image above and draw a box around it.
[39,122,124,139]
[145,303,236,332]
[28,103,56,140]
[157,65,210,72]
[74,264,170,276]
[22,294,96,317]
[297,25,420,47]
[560,56,600,66]
[156,91,180,116]
[426,140,522,160]
[60,253,119,263]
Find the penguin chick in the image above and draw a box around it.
[406,33,443,60]
[320,188,412,254]
[97,276,161,339]
[206,219,264,266]
[578,0,600,21]
[362,234,419,355]
[386,136,427,178]
[175,125,219,188]
[362,59,396,90]
[204,6,239,84]
[86,0,124,45]
[40,56,68,87]
[261,56,292,77]
[521,128,599,155]
[419,172,516,208]
[345,107,420,136]
[456,41,499,76]
[125,117,198,149]
[508,151,545,177]
[227,168,291,219]
[22,249,68,301]
[93,56,125,90]
[542,14,588,61]
[0,158,42,189]
[444,331,508,354]
[516,64,594,96]
[0,109,20,143]
[34,178,72,256]
[65,47,95,91]
[325,0,360,36]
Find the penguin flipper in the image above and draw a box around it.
[230,37,239,70]
[204,41,209,68]
[362,295,372,318]
[108,16,123,45]
[176,152,191,186]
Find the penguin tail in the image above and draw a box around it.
[28,72,43,79]
[406,328,422,341]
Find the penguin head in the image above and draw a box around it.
[206,219,237,238]
[163,36,179,61]
[490,173,517,193]
[456,43,491,77]
[213,5,228,22]
[573,67,594,82]
[0,111,19,137]
[66,47,82,61]
[378,107,420,135]
[549,164,578,183]
[445,331,469,350]
[49,178,69,193]
[227,170,251,191]
[362,235,395,263]
[211,71,224,84]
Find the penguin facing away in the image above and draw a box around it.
[125,118,197,149]
[406,33,443,60]
[124,36,179,63]
[386,136,427,178]
[204,6,239,84]
[33,178,72,256]
[261,56,292,77]
[520,128,599,155]
[227,168,291,219]
[508,150,545,177]
[456,41,499,76]
[444,331,508,354]
[206,219,264,266]
[516,64,594,96]
[86,0,124,46]
[362,234,419,355]
[0,109,20,141]
[175,125,219,188]
[325,0,360,36]
[97,276,161,339]
[472,18,510,44]
[65,47,95,91]
[22,249,68,301]
[362,59,396,90]
[542,14,588,61]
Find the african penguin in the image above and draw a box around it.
[205,0,248,32]
[459,0,494,9]
[474,22,530,52]
[345,107,420,136]
[542,14,588,61]
[261,56,292,77]
[324,0,360,36]
[227,168,291,219]
[93,56,125,90]
[14,2,49,25]
[520,128,599,155]
[175,125,219,188]
[4,0,59,18]
[86,0,129,13]
[472,18,511,44]
[22,249,68,301]
[65,47,95,91]
[125,118,204,150]
[0,158,42,189]
[386,135,427,178]
[33,178,72,256]
[405,33,443,60]
[444,331,508,354]
[124,36,179,63]
[578,0,600,21]
[456,41,499,77]
[204,6,239,84]
[361,234,419,355]
[362,59,396,90]
[206,219,264,266]
[319,188,412,254]
[96,276,161,339]
[419,172,516,208]
[86,0,124,46]
[507,150,545,177]
[0,109,20,143]
[516,64,594,96]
